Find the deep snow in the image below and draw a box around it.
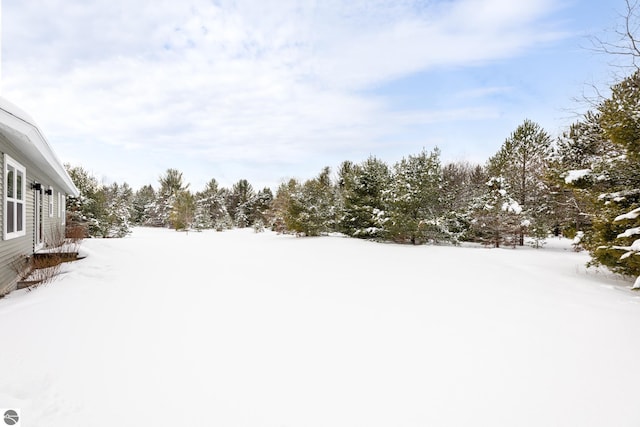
[1,227,640,427]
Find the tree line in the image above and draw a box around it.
[64,68,640,284]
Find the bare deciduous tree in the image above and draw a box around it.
[591,0,640,71]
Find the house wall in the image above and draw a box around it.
[0,136,69,295]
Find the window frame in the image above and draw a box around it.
[48,186,54,217]
[4,154,27,240]
[59,192,66,225]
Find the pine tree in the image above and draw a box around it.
[102,182,133,238]
[338,156,390,239]
[159,169,188,195]
[384,148,446,244]
[192,200,214,231]
[64,165,134,238]
[150,169,190,228]
[131,185,156,225]
[226,179,256,228]
[488,120,553,245]
[66,165,103,235]
[251,187,274,228]
[549,112,612,237]
[577,71,640,284]
[286,167,336,236]
[170,190,195,231]
[269,178,300,233]
[470,177,523,248]
[65,165,112,237]
[441,161,487,242]
[194,179,231,230]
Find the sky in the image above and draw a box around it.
[0,0,625,192]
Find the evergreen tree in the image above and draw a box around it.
[383,148,446,244]
[192,200,214,231]
[556,112,610,170]
[338,156,391,239]
[549,112,612,237]
[159,168,188,195]
[65,165,109,237]
[149,168,190,228]
[269,178,300,233]
[251,187,274,227]
[101,182,133,238]
[488,120,553,245]
[470,177,523,248]
[441,161,488,242]
[66,165,101,233]
[286,167,336,236]
[131,185,156,225]
[65,165,133,238]
[194,179,231,230]
[170,190,195,231]
[226,179,256,228]
[576,71,640,282]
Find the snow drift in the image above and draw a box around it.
[1,227,639,427]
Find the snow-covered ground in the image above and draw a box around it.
[1,227,640,427]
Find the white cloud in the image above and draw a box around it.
[2,0,572,189]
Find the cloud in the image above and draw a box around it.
[2,0,570,189]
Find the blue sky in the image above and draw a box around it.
[1,0,623,192]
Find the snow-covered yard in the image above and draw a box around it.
[1,227,640,427]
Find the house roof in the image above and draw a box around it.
[0,97,79,197]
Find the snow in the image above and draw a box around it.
[599,189,640,201]
[618,227,640,238]
[615,207,640,222]
[0,96,37,125]
[1,228,640,427]
[564,168,591,184]
[573,230,584,245]
[502,199,522,214]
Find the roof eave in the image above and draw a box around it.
[0,98,80,197]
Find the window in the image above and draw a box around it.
[59,193,66,225]
[48,186,54,217]
[4,155,26,240]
